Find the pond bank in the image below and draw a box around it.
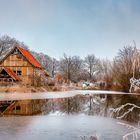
[0,84,80,93]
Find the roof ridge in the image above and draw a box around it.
[17,46,44,69]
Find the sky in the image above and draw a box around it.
[0,0,140,60]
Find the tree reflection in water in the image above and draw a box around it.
[0,94,140,123]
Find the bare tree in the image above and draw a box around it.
[32,51,59,77]
[70,56,83,82]
[0,35,18,55]
[0,35,29,57]
[112,46,140,92]
[60,54,73,82]
[59,54,83,82]
[84,54,99,81]
[49,58,59,77]
[98,59,113,89]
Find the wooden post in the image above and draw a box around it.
[89,95,92,111]
[33,68,35,86]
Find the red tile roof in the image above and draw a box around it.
[4,68,21,81]
[17,47,44,69]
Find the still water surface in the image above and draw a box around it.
[0,91,140,140]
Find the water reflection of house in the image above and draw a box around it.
[0,100,47,116]
[0,46,49,85]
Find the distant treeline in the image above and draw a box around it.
[0,35,139,92]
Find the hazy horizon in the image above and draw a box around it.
[0,0,140,59]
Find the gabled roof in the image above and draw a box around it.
[1,68,21,81]
[0,46,44,69]
[17,46,44,69]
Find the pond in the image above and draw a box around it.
[0,90,140,140]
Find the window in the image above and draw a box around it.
[16,54,22,59]
[16,106,21,110]
[13,49,18,55]
[13,105,21,111]
[17,70,22,75]
[13,68,22,75]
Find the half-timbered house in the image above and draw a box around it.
[0,46,49,85]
